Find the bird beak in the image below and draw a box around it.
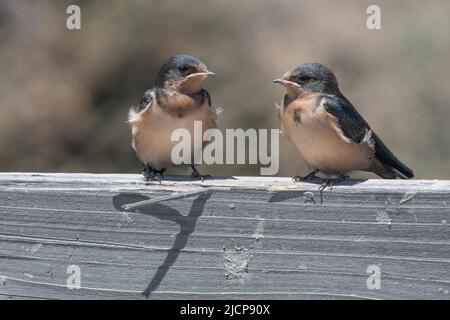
[273,78,301,99]
[273,79,299,87]
[187,70,216,78]
[180,70,215,94]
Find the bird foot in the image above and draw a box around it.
[292,170,319,182]
[318,175,350,192]
[191,172,211,182]
[142,166,165,184]
[191,166,210,182]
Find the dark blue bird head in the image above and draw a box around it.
[274,63,339,96]
[154,54,215,93]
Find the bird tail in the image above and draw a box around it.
[372,134,414,179]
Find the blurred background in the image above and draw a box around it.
[0,0,449,178]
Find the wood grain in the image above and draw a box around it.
[0,173,449,299]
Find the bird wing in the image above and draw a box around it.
[322,94,414,178]
[201,89,212,107]
[128,89,155,123]
[321,94,371,144]
[135,89,154,112]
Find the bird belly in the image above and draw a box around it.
[282,111,373,176]
[130,106,216,170]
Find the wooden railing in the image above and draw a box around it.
[0,173,449,299]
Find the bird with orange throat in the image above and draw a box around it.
[274,63,413,188]
[129,55,217,182]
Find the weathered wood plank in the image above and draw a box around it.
[0,173,449,299]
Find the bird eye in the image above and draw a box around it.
[298,76,311,82]
[178,66,188,73]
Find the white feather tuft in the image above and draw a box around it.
[128,107,139,123]
[215,106,224,115]
[363,129,375,147]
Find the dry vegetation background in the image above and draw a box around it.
[0,0,449,178]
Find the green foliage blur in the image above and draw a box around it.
[1,0,449,178]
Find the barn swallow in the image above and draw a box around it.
[128,54,217,182]
[274,63,414,184]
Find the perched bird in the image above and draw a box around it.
[128,54,217,181]
[274,63,414,182]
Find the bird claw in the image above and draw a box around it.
[292,170,319,182]
[153,173,163,183]
[318,180,331,192]
[142,165,165,184]
[143,172,162,183]
[190,165,210,182]
[142,170,151,181]
[191,172,211,182]
[318,175,349,191]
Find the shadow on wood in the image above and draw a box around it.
[113,192,212,297]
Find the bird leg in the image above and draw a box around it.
[152,168,166,182]
[191,165,211,182]
[292,169,320,182]
[142,164,152,181]
[142,164,165,183]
